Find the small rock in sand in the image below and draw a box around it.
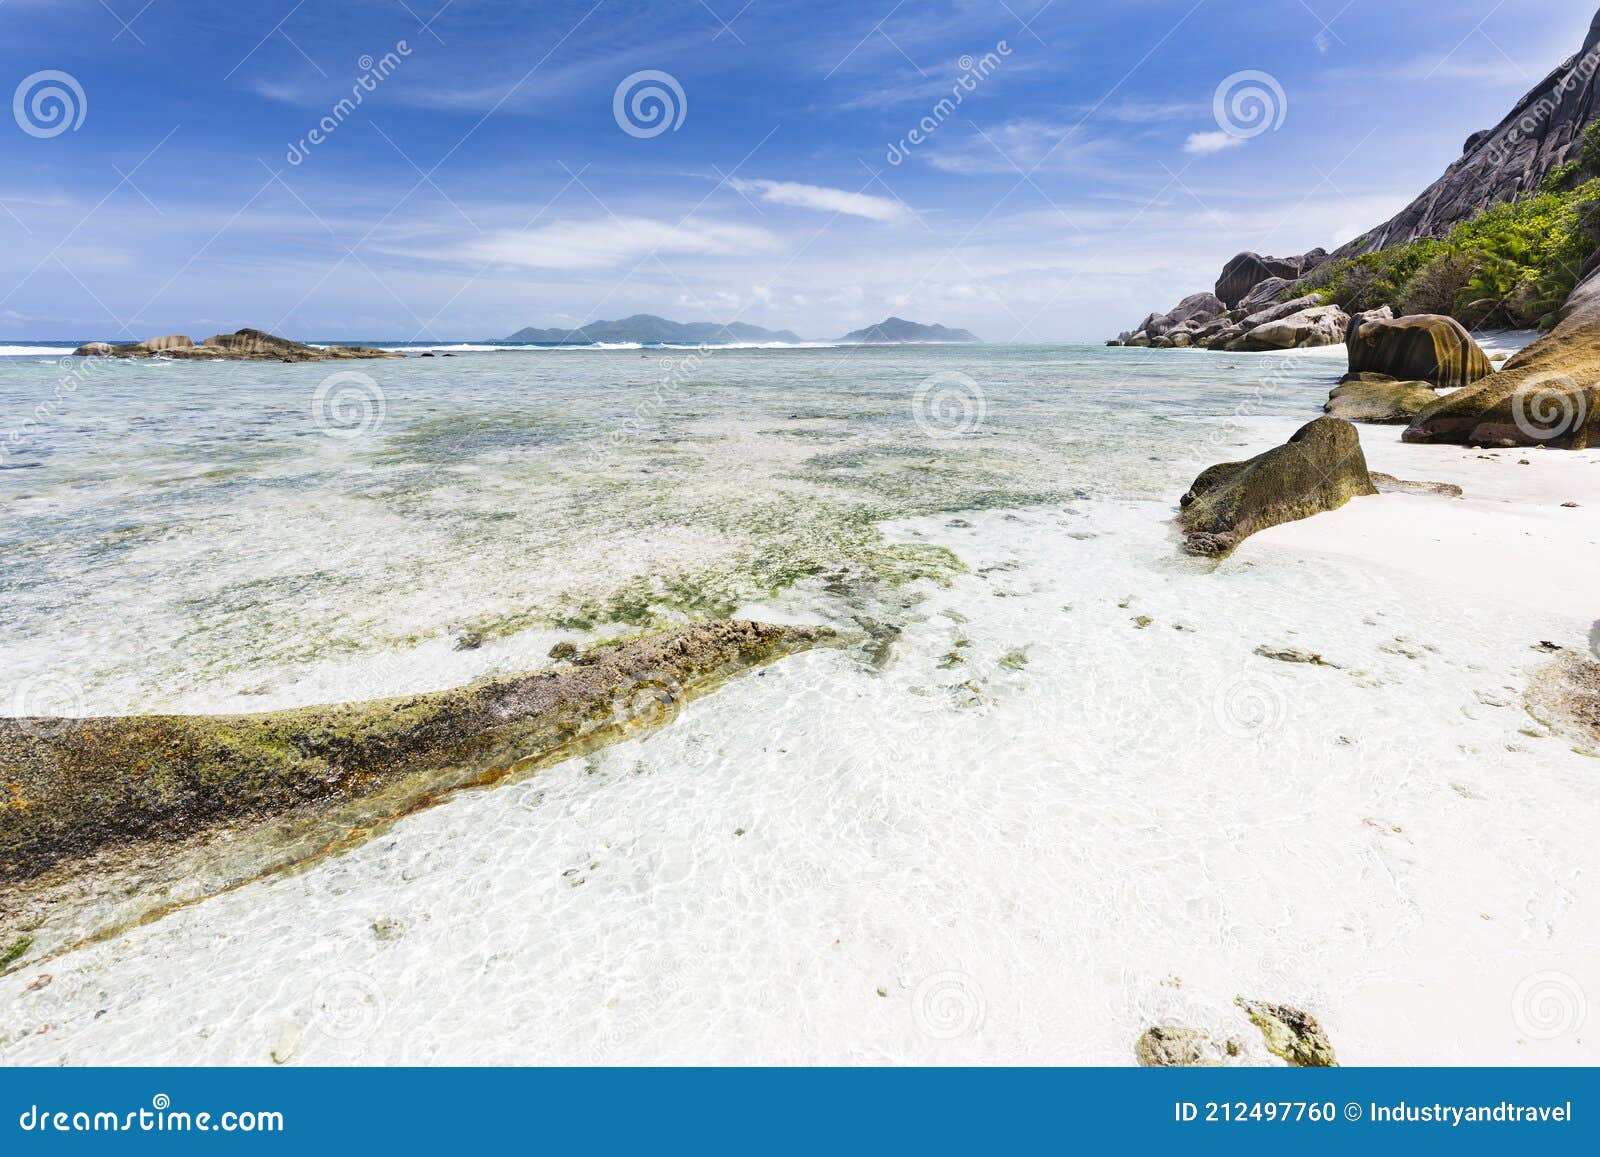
[271,1021,301,1065]
[1236,998,1337,1067]
[1255,644,1338,667]
[1135,1025,1228,1067]
[1369,471,1463,497]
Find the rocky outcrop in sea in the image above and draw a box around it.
[74,327,400,361]
[1108,250,1346,351]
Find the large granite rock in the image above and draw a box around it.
[1334,11,1600,257]
[1168,291,1226,326]
[1233,305,1349,351]
[1216,252,1305,309]
[1405,266,1600,447]
[140,334,194,351]
[1347,305,1395,345]
[1325,375,1441,423]
[1240,293,1325,330]
[1347,313,1494,387]
[1237,277,1302,314]
[1178,417,1377,555]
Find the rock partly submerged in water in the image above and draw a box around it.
[1136,999,1336,1067]
[73,327,399,361]
[1347,313,1492,388]
[1524,651,1600,752]
[1325,374,1441,424]
[1237,998,1338,1067]
[1404,267,1600,449]
[0,620,833,888]
[1178,417,1377,556]
[1135,1025,1239,1067]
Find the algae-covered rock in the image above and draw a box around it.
[1325,377,1440,424]
[1404,269,1600,449]
[0,620,832,885]
[1136,1025,1231,1067]
[1237,998,1338,1066]
[1347,314,1493,388]
[1178,417,1377,556]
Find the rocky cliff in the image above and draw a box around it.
[1112,8,1600,346]
[1336,10,1600,258]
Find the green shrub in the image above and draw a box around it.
[1305,169,1600,329]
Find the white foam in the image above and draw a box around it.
[0,345,75,357]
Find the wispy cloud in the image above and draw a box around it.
[1183,131,1244,155]
[1079,98,1207,124]
[464,217,783,270]
[729,179,906,221]
[923,119,1120,175]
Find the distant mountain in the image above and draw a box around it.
[835,317,980,344]
[502,314,803,344]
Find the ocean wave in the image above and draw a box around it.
[0,345,79,357]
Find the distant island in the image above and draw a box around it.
[499,313,982,346]
[503,314,803,345]
[835,317,980,344]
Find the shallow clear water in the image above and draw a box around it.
[1,344,1326,715]
[2,344,1595,1065]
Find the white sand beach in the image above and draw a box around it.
[3,372,1594,1066]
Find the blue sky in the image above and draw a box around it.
[0,0,1593,341]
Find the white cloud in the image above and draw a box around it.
[464,216,783,270]
[729,179,906,222]
[923,120,1120,175]
[1183,131,1245,155]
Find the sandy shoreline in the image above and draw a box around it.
[3,408,1595,1065]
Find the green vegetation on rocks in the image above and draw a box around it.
[1303,128,1600,330]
